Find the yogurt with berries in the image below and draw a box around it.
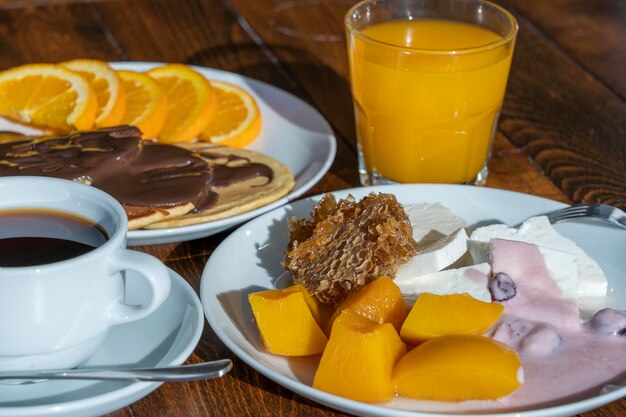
[392,205,626,412]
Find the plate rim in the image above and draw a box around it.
[200,183,626,417]
[0,267,204,417]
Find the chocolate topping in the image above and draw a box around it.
[199,151,274,188]
[0,126,275,212]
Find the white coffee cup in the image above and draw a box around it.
[0,177,171,371]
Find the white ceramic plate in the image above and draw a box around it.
[0,62,336,246]
[200,184,626,417]
[0,267,204,417]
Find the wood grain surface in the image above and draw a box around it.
[0,0,624,416]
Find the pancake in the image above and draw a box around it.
[125,202,196,231]
[0,126,295,231]
[143,143,295,229]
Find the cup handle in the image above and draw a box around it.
[107,249,171,325]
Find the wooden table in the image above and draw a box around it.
[1,0,625,416]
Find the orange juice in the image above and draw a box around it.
[348,19,515,184]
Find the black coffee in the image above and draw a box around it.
[0,209,108,267]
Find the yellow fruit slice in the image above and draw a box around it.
[0,63,97,130]
[331,276,407,333]
[400,292,504,344]
[393,335,522,401]
[248,285,328,356]
[314,310,406,402]
[199,80,261,148]
[117,70,168,139]
[147,64,216,143]
[61,59,126,128]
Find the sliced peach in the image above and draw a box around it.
[400,292,503,344]
[313,310,406,402]
[393,334,523,401]
[248,285,327,356]
[331,276,408,333]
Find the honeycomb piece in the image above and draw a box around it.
[285,193,342,254]
[284,193,418,306]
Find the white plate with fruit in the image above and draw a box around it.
[0,61,336,245]
[200,184,626,417]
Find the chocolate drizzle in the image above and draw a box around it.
[200,151,274,186]
[0,126,275,212]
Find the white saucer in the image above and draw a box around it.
[0,267,204,417]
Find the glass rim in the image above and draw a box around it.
[344,0,519,55]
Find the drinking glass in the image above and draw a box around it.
[345,0,518,185]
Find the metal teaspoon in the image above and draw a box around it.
[0,359,232,382]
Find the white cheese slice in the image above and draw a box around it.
[535,245,579,302]
[396,228,469,280]
[470,216,607,304]
[397,262,491,304]
[404,203,468,245]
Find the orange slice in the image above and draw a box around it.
[117,70,168,139]
[146,64,216,143]
[61,59,126,128]
[0,63,97,130]
[199,80,261,148]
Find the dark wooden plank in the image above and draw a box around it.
[502,0,626,99]
[0,0,113,7]
[0,2,123,67]
[488,133,571,204]
[92,0,304,93]
[223,0,356,151]
[494,3,626,209]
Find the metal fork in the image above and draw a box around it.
[546,203,626,230]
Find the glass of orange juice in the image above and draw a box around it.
[345,0,518,185]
